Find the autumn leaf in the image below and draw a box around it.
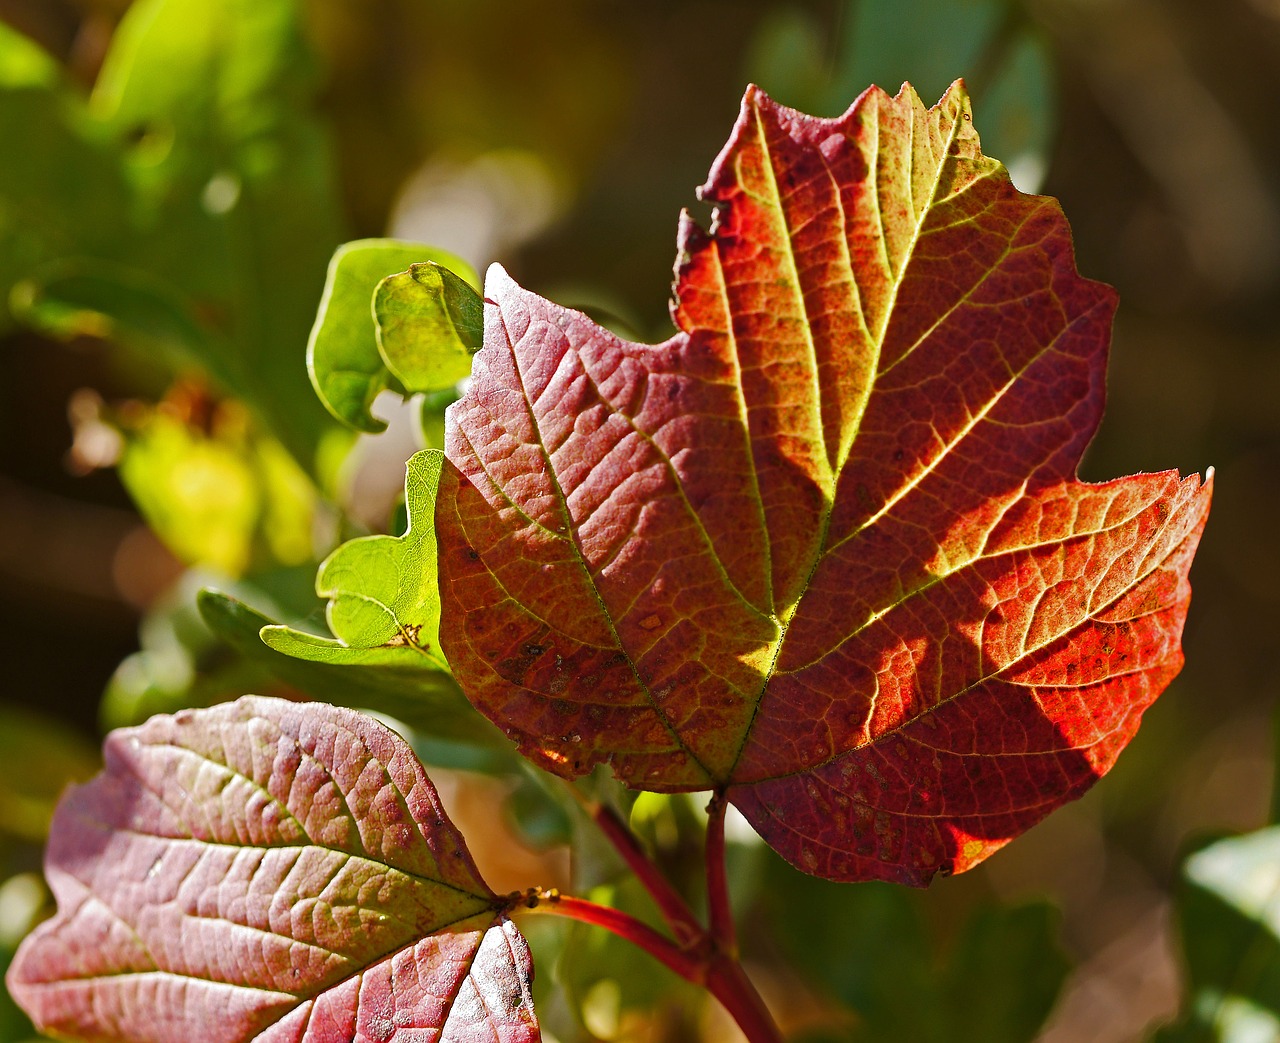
[434,81,1212,884]
[5,697,540,1042]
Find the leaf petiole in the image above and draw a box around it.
[706,791,737,956]
[516,887,783,1043]
[515,888,707,983]
[549,788,784,1043]
[567,786,705,946]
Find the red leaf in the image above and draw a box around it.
[436,82,1212,884]
[5,697,540,1042]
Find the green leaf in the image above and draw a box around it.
[99,569,296,731]
[1157,826,1280,1042]
[264,449,448,667]
[0,0,346,462]
[115,403,317,577]
[978,29,1056,193]
[198,590,501,748]
[0,22,58,88]
[12,263,214,366]
[375,261,484,392]
[198,452,500,748]
[0,66,129,334]
[308,240,478,432]
[94,0,345,461]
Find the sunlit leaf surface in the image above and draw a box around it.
[435,82,1212,884]
[5,697,540,1042]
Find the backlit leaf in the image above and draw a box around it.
[435,82,1212,884]
[308,241,478,432]
[263,450,449,671]
[375,262,485,393]
[4,697,540,1043]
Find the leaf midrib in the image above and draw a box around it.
[726,92,970,782]
[494,309,716,784]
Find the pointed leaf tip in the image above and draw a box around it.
[435,82,1211,883]
[5,697,540,1042]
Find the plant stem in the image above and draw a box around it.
[521,891,706,984]
[706,955,784,1043]
[567,786,703,946]
[552,787,784,1043]
[705,791,737,955]
[523,891,783,1043]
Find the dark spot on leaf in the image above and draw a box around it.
[385,624,422,648]
[523,643,545,657]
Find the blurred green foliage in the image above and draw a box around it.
[748,0,1055,191]
[761,852,1070,1043]
[1157,826,1280,1043]
[1,0,342,464]
[1155,727,1280,1043]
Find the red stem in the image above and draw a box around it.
[523,892,706,984]
[548,784,783,1043]
[705,792,737,955]
[574,792,703,946]
[706,955,783,1043]
[525,892,782,1043]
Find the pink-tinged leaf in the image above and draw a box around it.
[435,81,1212,885]
[5,696,540,1042]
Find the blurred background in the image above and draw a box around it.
[0,0,1277,1040]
